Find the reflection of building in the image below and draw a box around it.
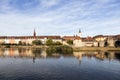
[3,48,33,57]
[0,48,48,58]
[73,52,82,61]
[41,50,47,58]
[73,51,119,62]
[0,48,120,62]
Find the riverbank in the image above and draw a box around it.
[0,45,120,51]
[0,45,48,49]
[73,47,120,51]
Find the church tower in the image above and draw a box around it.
[33,29,36,37]
[78,28,82,37]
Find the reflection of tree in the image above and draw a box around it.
[18,48,26,54]
[32,48,42,57]
[46,46,73,55]
[18,48,34,57]
[18,48,27,57]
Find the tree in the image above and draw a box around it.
[32,40,42,45]
[54,41,62,45]
[46,39,53,46]
[18,41,22,45]
[67,40,73,45]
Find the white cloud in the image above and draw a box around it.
[40,0,60,7]
[0,0,120,36]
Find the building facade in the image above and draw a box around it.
[0,29,120,47]
[0,30,62,45]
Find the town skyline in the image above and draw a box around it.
[0,28,119,37]
[0,0,120,36]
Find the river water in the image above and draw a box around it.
[0,48,120,80]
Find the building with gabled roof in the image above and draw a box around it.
[0,29,120,47]
[0,29,62,45]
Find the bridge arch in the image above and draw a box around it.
[104,41,109,47]
[115,40,120,47]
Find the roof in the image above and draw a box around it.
[0,36,61,39]
[93,34,119,39]
[63,36,75,41]
[63,36,81,41]
[75,36,81,40]
[93,35,105,39]
[82,37,96,42]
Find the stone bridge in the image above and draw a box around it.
[99,36,120,47]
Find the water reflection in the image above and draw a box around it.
[0,48,120,80]
[0,48,120,62]
[0,48,45,58]
[73,51,120,62]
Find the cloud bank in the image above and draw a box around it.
[0,0,120,37]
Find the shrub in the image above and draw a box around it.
[54,41,62,45]
[46,39,53,46]
[67,40,73,45]
[32,40,42,45]
[18,41,22,45]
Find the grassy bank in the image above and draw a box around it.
[73,47,120,51]
[1,45,120,52]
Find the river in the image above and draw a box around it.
[0,48,120,80]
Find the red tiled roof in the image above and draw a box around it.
[74,36,81,40]
[63,36,81,41]
[93,35,104,38]
[63,36,75,41]
[93,35,116,39]
[82,37,96,42]
[0,36,61,39]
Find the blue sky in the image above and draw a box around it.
[0,0,120,37]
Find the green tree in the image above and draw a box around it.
[67,40,73,45]
[32,40,42,45]
[54,41,62,45]
[18,41,22,45]
[46,39,53,46]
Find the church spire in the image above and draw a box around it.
[79,28,81,33]
[33,29,36,37]
[78,28,82,37]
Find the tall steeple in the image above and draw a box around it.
[33,29,36,37]
[78,28,82,37]
[79,28,81,33]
